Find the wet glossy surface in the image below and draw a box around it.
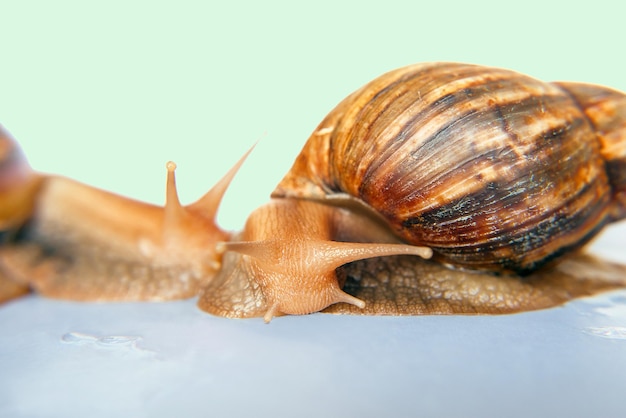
[1,225,625,418]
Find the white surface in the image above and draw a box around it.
[0,225,625,418]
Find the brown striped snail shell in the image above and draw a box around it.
[272,62,626,274]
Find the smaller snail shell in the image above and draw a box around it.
[0,125,42,232]
[273,63,626,274]
[0,126,40,301]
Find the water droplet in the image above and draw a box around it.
[583,326,626,340]
[61,332,98,344]
[61,331,156,354]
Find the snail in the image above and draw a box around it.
[1,62,625,322]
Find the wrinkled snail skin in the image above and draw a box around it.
[202,198,432,322]
[273,63,626,274]
[1,63,626,321]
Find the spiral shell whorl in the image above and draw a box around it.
[555,81,626,221]
[274,63,624,273]
[0,126,29,186]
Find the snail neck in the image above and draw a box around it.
[217,198,431,322]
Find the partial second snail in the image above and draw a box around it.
[1,62,625,322]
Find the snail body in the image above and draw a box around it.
[200,198,432,321]
[1,63,626,321]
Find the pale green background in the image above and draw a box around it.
[1,0,624,232]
